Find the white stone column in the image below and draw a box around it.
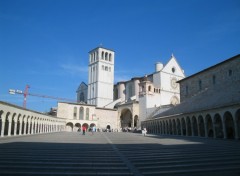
[7,122,12,136]
[27,120,31,134]
[34,122,37,134]
[13,120,17,136]
[23,121,27,135]
[1,120,5,137]
[31,121,34,134]
[19,122,22,135]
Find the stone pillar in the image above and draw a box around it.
[1,121,5,137]
[19,122,22,135]
[14,120,17,136]
[204,121,208,138]
[222,119,227,139]
[27,121,31,134]
[8,122,12,136]
[31,120,35,134]
[234,118,239,139]
[23,121,27,135]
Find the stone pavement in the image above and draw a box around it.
[0,132,240,176]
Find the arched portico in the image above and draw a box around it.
[120,108,132,129]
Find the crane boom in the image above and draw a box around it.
[9,85,76,108]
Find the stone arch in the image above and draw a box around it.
[181,118,186,135]
[166,120,169,134]
[235,109,240,139]
[170,96,179,105]
[172,119,177,135]
[163,121,166,134]
[159,121,163,134]
[176,118,181,135]
[16,114,21,135]
[134,115,138,128]
[66,122,73,132]
[75,123,81,132]
[224,111,235,139]
[206,114,213,137]
[4,112,11,136]
[0,110,3,136]
[192,116,198,136]
[120,108,132,129]
[186,116,192,136]
[198,115,205,137]
[214,113,223,138]
[82,123,89,131]
[169,120,173,134]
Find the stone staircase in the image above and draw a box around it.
[0,132,240,175]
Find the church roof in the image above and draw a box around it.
[178,54,240,83]
[152,80,240,119]
[89,46,115,53]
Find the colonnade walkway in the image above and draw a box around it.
[0,132,240,176]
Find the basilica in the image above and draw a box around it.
[57,46,185,132]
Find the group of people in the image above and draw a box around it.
[78,126,147,136]
[78,125,96,135]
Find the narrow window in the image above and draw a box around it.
[105,66,108,71]
[86,108,89,120]
[73,107,77,119]
[79,107,84,120]
[199,80,202,90]
[186,85,188,95]
[212,75,216,85]
[228,69,232,76]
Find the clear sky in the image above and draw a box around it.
[0,0,239,112]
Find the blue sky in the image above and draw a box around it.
[0,0,239,112]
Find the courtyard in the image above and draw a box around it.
[0,132,240,175]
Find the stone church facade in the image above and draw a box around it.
[142,54,240,139]
[57,46,185,132]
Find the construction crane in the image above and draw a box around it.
[9,85,76,108]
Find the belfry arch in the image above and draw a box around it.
[120,108,132,129]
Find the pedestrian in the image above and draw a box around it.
[142,128,147,136]
[92,126,96,135]
[82,126,86,135]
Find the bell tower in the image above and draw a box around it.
[87,47,115,107]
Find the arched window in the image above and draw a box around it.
[101,51,104,60]
[105,52,108,61]
[86,108,89,120]
[80,92,84,102]
[105,66,108,71]
[79,107,84,120]
[109,67,111,72]
[148,86,151,91]
[102,65,104,70]
[73,107,77,119]
[109,54,112,62]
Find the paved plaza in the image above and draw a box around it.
[0,132,240,176]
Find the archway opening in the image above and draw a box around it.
[224,111,235,139]
[120,109,132,130]
[198,115,205,137]
[66,122,73,132]
[236,109,240,139]
[181,118,186,136]
[186,117,192,136]
[192,116,198,136]
[214,114,223,138]
[206,114,213,137]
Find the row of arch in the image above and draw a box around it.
[142,107,240,140]
[66,122,112,132]
[0,104,65,137]
[90,51,113,63]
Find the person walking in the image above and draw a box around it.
[82,126,86,135]
[92,125,96,135]
[142,128,147,136]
